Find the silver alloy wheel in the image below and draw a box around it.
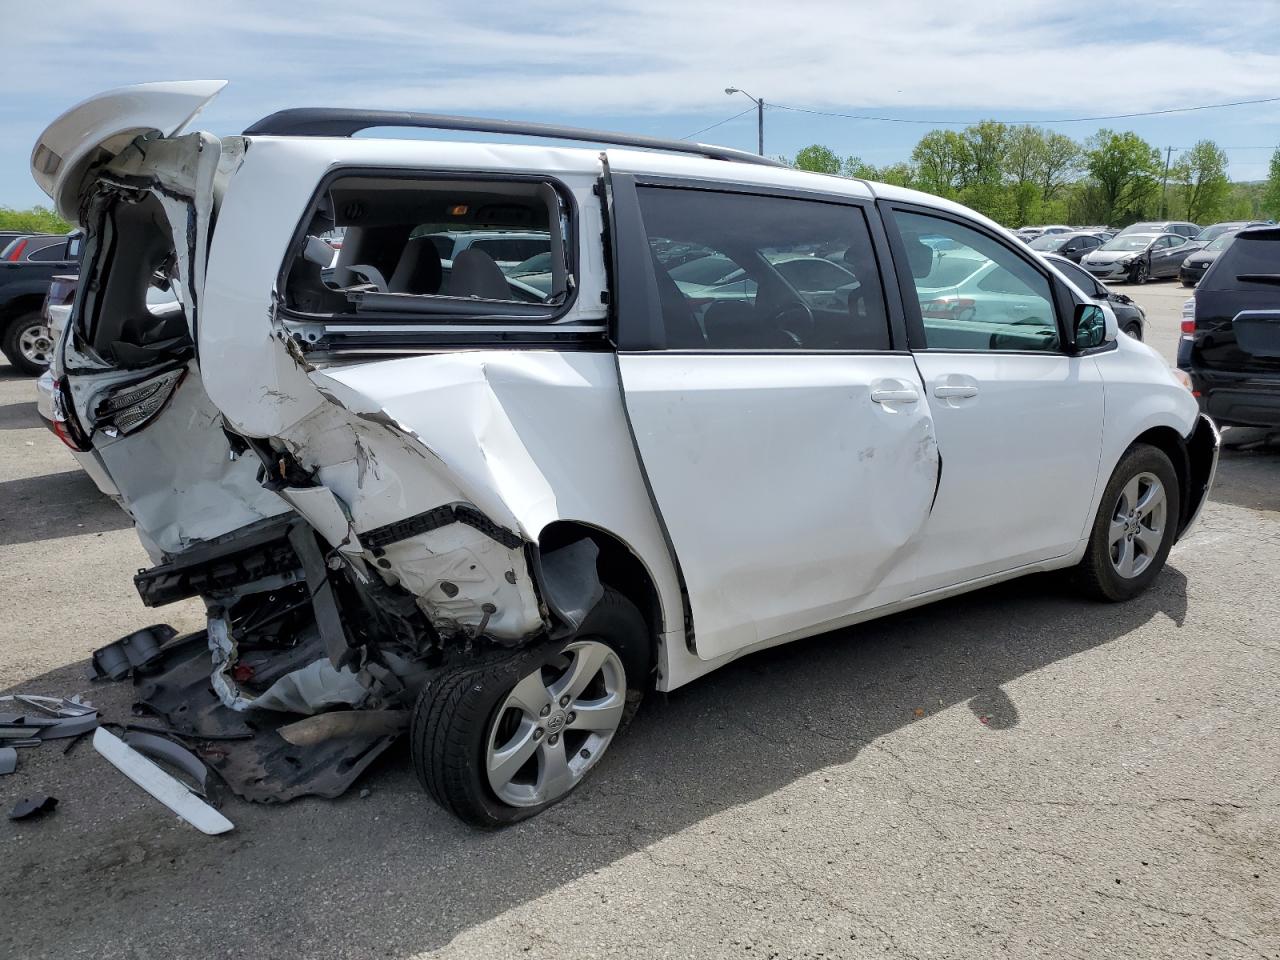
[18,321,54,367]
[485,639,626,807]
[1108,471,1166,578]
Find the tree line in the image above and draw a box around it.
[791,124,1280,229]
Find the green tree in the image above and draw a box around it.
[959,120,1007,188]
[911,130,970,198]
[792,144,843,174]
[1037,132,1081,203]
[1084,130,1161,225]
[1173,140,1230,223]
[841,155,879,179]
[0,206,73,234]
[1263,147,1280,220]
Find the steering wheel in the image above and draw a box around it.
[772,300,815,347]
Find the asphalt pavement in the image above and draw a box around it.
[1,278,1277,960]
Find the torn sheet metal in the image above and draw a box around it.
[275,485,363,555]
[93,728,233,835]
[134,631,399,802]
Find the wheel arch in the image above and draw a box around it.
[1129,425,1192,534]
[0,292,46,330]
[537,519,665,684]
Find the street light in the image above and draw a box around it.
[725,86,764,156]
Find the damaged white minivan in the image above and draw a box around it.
[35,81,1218,826]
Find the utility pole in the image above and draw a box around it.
[1161,146,1173,219]
[725,87,764,155]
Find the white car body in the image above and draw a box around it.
[31,83,1219,820]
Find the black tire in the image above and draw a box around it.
[1181,280,1195,288]
[1124,321,1143,341]
[1128,260,1149,285]
[410,587,649,827]
[2,311,52,376]
[1077,444,1180,602]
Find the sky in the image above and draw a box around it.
[4,0,1280,209]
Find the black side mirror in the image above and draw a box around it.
[1073,303,1107,350]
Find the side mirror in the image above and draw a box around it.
[1073,302,1110,350]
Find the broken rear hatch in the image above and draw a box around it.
[32,83,405,800]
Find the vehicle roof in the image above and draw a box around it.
[238,134,1016,235]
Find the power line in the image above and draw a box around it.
[766,94,1280,127]
[681,106,756,141]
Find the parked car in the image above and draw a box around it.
[0,231,81,374]
[34,274,77,422]
[33,81,1218,826]
[0,231,30,253]
[1117,220,1200,240]
[1027,231,1109,263]
[1179,225,1280,427]
[1043,254,1145,340]
[1081,232,1194,284]
[1191,220,1271,247]
[1179,231,1246,287]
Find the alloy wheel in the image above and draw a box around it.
[1108,471,1166,578]
[18,321,54,368]
[485,639,626,807]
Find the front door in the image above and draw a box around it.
[608,171,941,660]
[885,205,1105,593]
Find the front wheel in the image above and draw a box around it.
[411,587,648,827]
[1123,321,1143,341]
[2,312,54,376]
[1077,444,1180,601]
[1128,260,1149,285]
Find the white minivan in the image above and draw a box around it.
[34,82,1218,826]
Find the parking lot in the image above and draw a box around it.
[1,280,1276,960]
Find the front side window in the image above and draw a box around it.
[636,187,890,350]
[892,209,1060,352]
[282,175,572,320]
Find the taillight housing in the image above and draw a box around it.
[50,378,92,452]
[1180,297,1196,335]
[93,367,185,437]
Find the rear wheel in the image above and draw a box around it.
[2,312,53,376]
[411,587,648,827]
[1077,444,1180,601]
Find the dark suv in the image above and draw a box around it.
[1179,225,1280,427]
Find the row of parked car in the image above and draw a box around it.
[1014,219,1272,287]
[0,230,80,374]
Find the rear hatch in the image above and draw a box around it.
[33,80,291,560]
[1193,227,1280,374]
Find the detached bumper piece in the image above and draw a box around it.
[93,728,233,836]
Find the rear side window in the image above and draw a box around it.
[635,186,891,351]
[28,242,68,262]
[281,174,573,320]
[891,209,1060,353]
[1206,229,1280,289]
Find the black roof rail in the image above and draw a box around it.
[241,108,784,168]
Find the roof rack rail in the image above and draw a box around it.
[241,109,784,168]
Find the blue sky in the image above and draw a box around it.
[4,0,1280,209]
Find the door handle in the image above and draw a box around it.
[870,386,919,404]
[933,384,979,399]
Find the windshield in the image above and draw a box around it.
[1206,233,1236,253]
[1029,235,1068,251]
[1100,236,1153,252]
[1195,224,1235,244]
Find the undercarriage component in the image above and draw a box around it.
[134,631,399,802]
[90,624,176,680]
[361,502,523,552]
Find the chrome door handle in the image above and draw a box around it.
[871,386,919,403]
[933,384,979,399]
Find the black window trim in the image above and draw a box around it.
[879,199,1107,357]
[274,165,582,329]
[610,172,909,355]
